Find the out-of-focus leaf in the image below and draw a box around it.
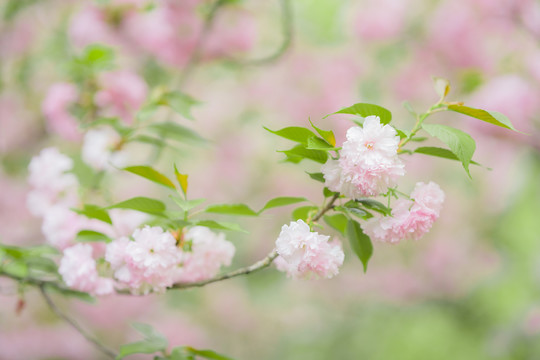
[45,284,96,303]
[170,196,205,212]
[327,103,392,124]
[74,205,112,224]
[124,166,176,190]
[433,77,450,100]
[157,91,199,120]
[263,126,317,145]
[75,230,112,243]
[117,323,168,360]
[422,123,476,178]
[195,220,248,233]
[148,122,205,144]
[205,204,258,216]
[174,164,188,196]
[414,146,483,167]
[292,206,318,221]
[259,197,307,213]
[108,197,166,214]
[346,219,373,272]
[179,346,236,360]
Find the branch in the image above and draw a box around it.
[228,0,294,66]
[39,286,117,360]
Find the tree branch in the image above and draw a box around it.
[39,286,117,360]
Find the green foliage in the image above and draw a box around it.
[75,230,112,243]
[414,147,482,167]
[307,172,325,183]
[3,0,39,21]
[117,323,168,359]
[421,123,476,178]
[68,44,115,81]
[292,206,318,221]
[259,197,308,213]
[264,126,317,145]
[306,136,338,151]
[327,103,392,125]
[124,165,176,190]
[346,220,373,272]
[205,204,258,216]
[108,197,166,215]
[448,105,518,132]
[74,204,113,224]
[174,164,189,196]
[279,145,328,164]
[309,120,336,146]
[194,220,248,233]
[323,213,348,236]
[157,91,200,120]
[354,199,391,216]
[147,122,206,145]
[170,197,205,212]
[169,346,236,360]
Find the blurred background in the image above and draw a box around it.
[1,0,540,359]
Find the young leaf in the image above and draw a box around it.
[307,172,325,183]
[323,213,348,236]
[108,197,166,214]
[174,164,188,196]
[447,105,518,132]
[263,126,317,145]
[205,204,258,216]
[279,145,328,164]
[181,346,236,360]
[414,146,482,166]
[292,206,318,221]
[422,123,476,178]
[346,219,373,272]
[327,103,392,124]
[432,77,450,100]
[148,122,205,144]
[75,230,112,243]
[73,205,112,224]
[158,91,199,120]
[170,196,205,212]
[259,197,308,213]
[309,119,336,146]
[195,220,248,233]
[306,136,338,151]
[124,165,176,190]
[354,199,391,216]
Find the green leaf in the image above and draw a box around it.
[309,120,336,146]
[75,230,112,243]
[205,203,258,216]
[45,284,96,303]
[170,196,205,212]
[158,91,199,120]
[108,197,166,214]
[130,135,165,147]
[117,323,168,360]
[448,105,518,132]
[194,220,248,233]
[422,123,476,177]
[148,122,205,144]
[73,205,112,224]
[174,164,188,196]
[323,214,348,236]
[354,199,391,216]
[402,101,416,116]
[181,346,236,360]
[279,145,328,164]
[328,103,392,124]
[323,187,338,198]
[433,77,450,100]
[306,136,338,151]
[307,172,325,183]
[259,197,308,213]
[2,259,28,277]
[414,146,482,166]
[346,220,373,272]
[292,206,318,221]
[263,126,317,145]
[124,166,176,190]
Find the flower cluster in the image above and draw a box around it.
[362,182,445,244]
[321,116,405,198]
[275,220,344,279]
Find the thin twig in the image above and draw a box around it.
[228,0,293,66]
[313,194,339,222]
[39,286,117,360]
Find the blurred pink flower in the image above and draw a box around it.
[59,243,115,295]
[69,5,121,49]
[174,226,235,283]
[42,83,81,141]
[275,220,344,279]
[0,93,37,154]
[95,70,148,124]
[354,0,408,41]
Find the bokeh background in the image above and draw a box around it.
[1,0,540,359]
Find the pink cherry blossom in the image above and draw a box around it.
[94,70,148,124]
[42,83,81,141]
[354,0,408,41]
[174,226,235,283]
[59,243,115,295]
[363,181,445,244]
[275,220,344,279]
[321,116,405,198]
[69,5,121,49]
[105,226,182,294]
